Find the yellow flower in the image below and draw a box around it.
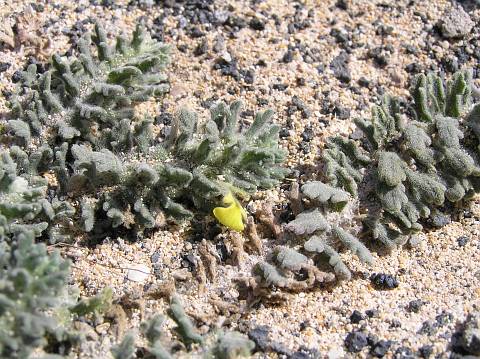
[213,192,247,231]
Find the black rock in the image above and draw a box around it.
[394,346,415,359]
[189,26,205,38]
[350,310,365,324]
[301,127,314,142]
[418,320,436,335]
[0,62,11,73]
[365,309,379,318]
[282,50,295,63]
[344,331,368,353]
[194,39,209,56]
[451,313,480,356]
[11,70,22,83]
[336,0,348,10]
[154,112,173,126]
[435,311,453,326]
[457,236,469,247]
[248,326,270,351]
[406,299,425,313]
[371,340,392,358]
[249,17,265,31]
[418,345,433,358]
[214,58,241,81]
[330,51,351,83]
[367,47,389,67]
[298,142,310,154]
[272,83,289,91]
[370,273,399,290]
[330,28,349,44]
[243,69,255,84]
[332,104,350,120]
[279,128,290,138]
[405,62,422,74]
[358,77,370,88]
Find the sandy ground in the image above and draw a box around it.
[1,0,480,358]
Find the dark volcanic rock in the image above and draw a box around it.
[344,331,368,353]
[370,273,399,290]
[451,313,480,356]
[330,51,351,83]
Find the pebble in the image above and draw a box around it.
[330,51,351,83]
[248,326,270,351]
[418,344,433,358]
[194,39,209,56]
[0,62,11,73]
[451,312,480,356]
[249,17,265,31]
[457,235,469,247]
[394,346,415,359]
[406,299,425,313]
[344,331,368,353]
[126,263,150,282]
[439,5,474,39]
[370,273,399,290]
[350,310,365,324]
[370,340,392,358]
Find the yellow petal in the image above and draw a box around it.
[213,192,247,232]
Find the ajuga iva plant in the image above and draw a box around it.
[252,181,368,292]
[7,21,170,149]
[68,100,287,237]
[112,296,254,359]
[0,149,73,358]
[322,69,480,247]
[0,149,116,357]
[4,21,287,240]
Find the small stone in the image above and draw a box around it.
[435,311,453,326]
[95,322,110,335]
[407,299,425,313]
[330,51,351,83]
[418,320,436,335]
[330,28,349,43]
[394,346,415,359]
[365,309,379,318]
[358,77,370,88]
[350,310,365,324]
[452,313,480,355]
[371,340,392,358]
[194,39,209,56]
[344,331,368,353]
[249,17,265,31]
[336,0,348,10]
[12,70,23,83]
[282,50,294,63]
[301,127,314,142]
[418,345,433,358]
[431,212,451,227]
[439,5,474,39]
[0,62,10,73]
[332,104,350,120]
[126,263,151,282]
[370,273,399,290]
[213,35,225,53]
[189,27,204,38]
[248,326,270,351]
[457,236,469,247]
[213,10,230,25]
[327,347,345,359]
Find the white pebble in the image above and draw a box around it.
[126,263,151,282]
